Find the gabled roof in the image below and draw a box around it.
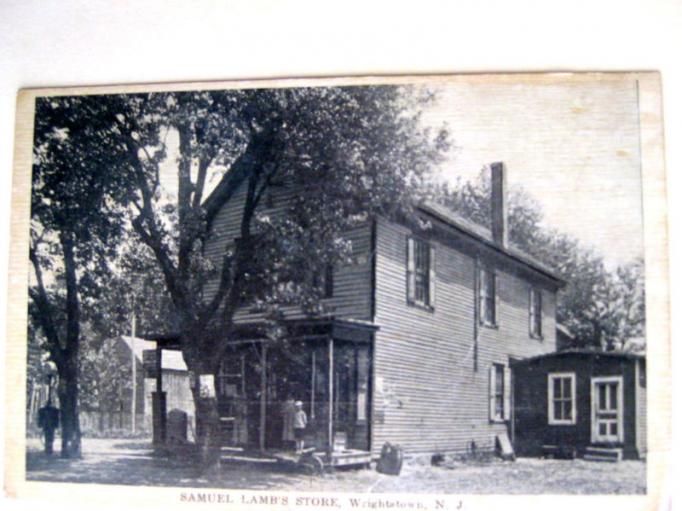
[418,201,564,284]
[202,167,564,285]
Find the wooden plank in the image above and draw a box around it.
[496,432,514,459]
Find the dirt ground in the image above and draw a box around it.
[25,438,646,494]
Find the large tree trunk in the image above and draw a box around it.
[59,234,82,458]
[58,353,81,458]
[192,386,223,473]
[183,343,224,473]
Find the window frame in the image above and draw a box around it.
[529,287,543,339]
[489,363,511,423]
[312,264,334,299]
[478,265,498,328]
[547,372,577,425]
[590,375,624,442]
[406,236,436,310]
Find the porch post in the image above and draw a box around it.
[259,343,267,452]
[311,350,316,419]
[155,345,162,396]
[327,336,334,455]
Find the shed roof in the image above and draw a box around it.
[514,348,645,365]
[118,336,188,371]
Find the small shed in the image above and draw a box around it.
[79,336,195,437]
[512,350,646,461]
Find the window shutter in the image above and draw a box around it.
[428,245,436,307]
[537,291,543,336]
[503,367,512,421]
[528,288,534,336]
[571,374,578,424]
[547,375,553,424]
[474,259,479,322]
[324,264,334,299]
[406,236,415,303]
[478,265,485,325]
[494,272,500,325]
[489,366,496,421]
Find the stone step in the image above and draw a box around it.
[584,446,622,462]
[583,453,619,463]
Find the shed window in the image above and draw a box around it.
[529,288,542,338]
[478,266,497,326]
[406,237,435,308]
[548,373,576,425]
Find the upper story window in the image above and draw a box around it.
[312,264,334,299]
[548,372,576,425]
[406,236,435,309]
[529,287,543,338]
[478,265,497,326]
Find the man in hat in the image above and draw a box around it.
[37,399,60,455]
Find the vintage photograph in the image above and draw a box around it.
[7,73,664,500]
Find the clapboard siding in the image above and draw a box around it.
[202,180,372,322]
[371,217,557,455]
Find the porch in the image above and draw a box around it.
[147,318,377,467]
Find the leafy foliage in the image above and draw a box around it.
[29,96,141,457]
[435,168,645,351]
[30,85,449,465]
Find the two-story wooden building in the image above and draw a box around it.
[150,162,564,463]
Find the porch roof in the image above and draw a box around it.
[143,316,379,351]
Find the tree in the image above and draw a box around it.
[29,96,131,457]
[40,86,448,468]
[435,167,646,351]
[78,240,177,430]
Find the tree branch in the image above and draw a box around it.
[192,156,212,210]
[131,214,187,314]
[28,244,63,365]
[197,250,233,327]
[203,128,274,233]
[176,124,194,285]
[124,142,187,316]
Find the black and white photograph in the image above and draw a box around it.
[4,71,667,505]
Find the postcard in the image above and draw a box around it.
[4,72,669,510]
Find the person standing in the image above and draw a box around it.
[37,400,59,455]
[293,400,307,454]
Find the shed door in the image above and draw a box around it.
[591,376,624,443]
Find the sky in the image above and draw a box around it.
[155,76,645,272]
[421,76,644,271]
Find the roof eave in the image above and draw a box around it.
[417,204,565,286]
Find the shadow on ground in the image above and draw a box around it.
[26,441,322,489]
[25,438,646,494]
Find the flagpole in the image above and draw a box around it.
[131,296,137,434]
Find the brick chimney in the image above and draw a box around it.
[490,162,508,247]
